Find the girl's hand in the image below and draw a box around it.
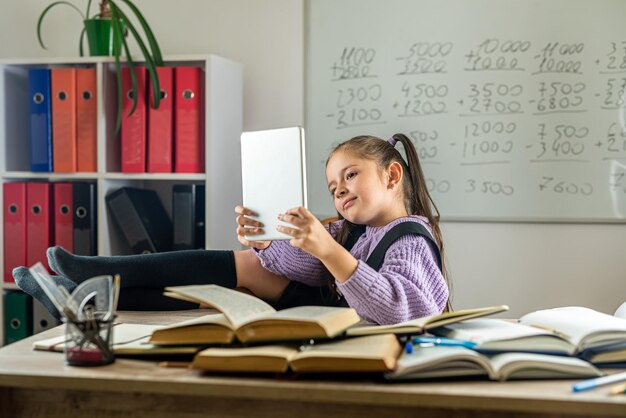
[276,206,336,259]
[235,205,270,250]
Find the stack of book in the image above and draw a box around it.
[31,285,626,381]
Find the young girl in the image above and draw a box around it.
[14,133,449,325]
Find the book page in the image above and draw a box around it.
[164,285,276,329]
[346,305,508,336]
[519,306,626,350]
[387,346,492,380]
[32,323,198,355]
[435,319,576,354]
[489,352,603,381]
[156,313,232,331]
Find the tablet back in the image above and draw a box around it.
[240,127,307,241]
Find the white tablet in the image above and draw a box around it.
[240,126,307,241]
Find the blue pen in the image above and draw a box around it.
[572,371,626,393]
[411,336,477,349]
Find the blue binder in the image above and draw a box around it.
[28,68,53,172]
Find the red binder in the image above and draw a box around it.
[26,182,53,271]
[53,182,73,253]
[174,67,204,173]
[51,68,77,172]
[3,183,27,283]
[147,66,174,172]
[121,66,147,173]
[76,67,97,172]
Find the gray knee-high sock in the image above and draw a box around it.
[47,246,237,289]
[12,267,76,320]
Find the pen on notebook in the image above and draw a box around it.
[405,336,476,353]
[572,370,626,393]
[610,383,626,395]
[412,336,477,349]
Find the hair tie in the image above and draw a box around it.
[387,137,397,147]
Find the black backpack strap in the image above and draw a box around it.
[342,224,366,252]
[365,222,442,272]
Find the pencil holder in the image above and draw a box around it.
[64,316,116,367]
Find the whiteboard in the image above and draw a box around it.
[306,0,626,222]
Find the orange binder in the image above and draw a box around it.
[121,66,147,173]
[51,68,77,172]
[147,66,174,172]
[26,182,53,271]
[3,183,27,283]
[174,67,204,173]
[53,182,73,253]
[76,67,97,172]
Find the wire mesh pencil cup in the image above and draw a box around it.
[64,314,116,366]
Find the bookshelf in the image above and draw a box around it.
[0,54,243,344]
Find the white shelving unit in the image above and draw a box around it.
[0,54,243,343]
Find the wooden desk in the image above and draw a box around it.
[0,311,625,418]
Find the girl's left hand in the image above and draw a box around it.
[277,207,337,259]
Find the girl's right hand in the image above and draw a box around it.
[234,205,271,250]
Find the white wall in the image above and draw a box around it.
[1,0,624,317]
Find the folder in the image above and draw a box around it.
[147,66,174,172]
[76,67,97,172]
[26,182,53,271]
[73,182,97,256]
[172,184,205,250]
[121,66,147,173]
[53,182,73,253]
[3,183,27,283]
[28,68,53,172]
[51,67,77,172]
[105,187,172,254]
[32,298,59,334]
[3,291,33,345]
[174,67,204,173]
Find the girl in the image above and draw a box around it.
[14,133,449,324]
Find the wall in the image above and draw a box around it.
[1,0,624,317]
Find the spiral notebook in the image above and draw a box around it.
[240,126,307,241]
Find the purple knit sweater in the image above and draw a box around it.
[256,216,449,325]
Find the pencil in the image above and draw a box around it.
[610,383,626,395]
[158,361,191,368]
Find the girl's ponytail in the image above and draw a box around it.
[390,133,451,311]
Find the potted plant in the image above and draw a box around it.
[37,0,163,132]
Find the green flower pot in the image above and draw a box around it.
[84,18,121,56]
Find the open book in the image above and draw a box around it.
[155,285,361,344]
[345,305,509,337]
[191,334,402,373]
[518,306,626,363]
[386,345,603,381]
[432,318,579,355]
[33,323,199,356]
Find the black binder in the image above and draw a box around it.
[172,184,205,250]
[73,182,97,255]
[3,291,33,345]
[105,187,173,254]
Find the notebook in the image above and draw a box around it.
[240,126,307,241]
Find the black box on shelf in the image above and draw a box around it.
[105,187,173,254]
[172,184,205,250]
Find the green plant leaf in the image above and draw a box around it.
[110,6,126,135]
[117,0,163,66]
[110,2,140,118]
[79,26,86,56]
[109,0,161,110]
[37,1,86,49]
